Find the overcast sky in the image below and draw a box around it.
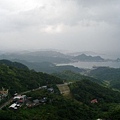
[0,0,120,56]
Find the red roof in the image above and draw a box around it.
[91,99,98,103]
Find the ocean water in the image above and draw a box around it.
[57,61,120,69]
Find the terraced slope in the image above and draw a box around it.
[57,84,70,97]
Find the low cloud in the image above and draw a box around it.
[0,0,120,55]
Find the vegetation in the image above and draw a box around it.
[1,80,120,120]
[0,63,63,95]
[0,60,120,119]
[69,80,120,119]
[88,67,120,90]
[12,60,84,73]
[52,70,102,83]
[69,80,120,104]
[0,85,98,120]
[0,59,28,70]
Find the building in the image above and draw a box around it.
[13,95,26,103]
[0,87,8,101]
[91,99,98,104]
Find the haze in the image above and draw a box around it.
[0,0,120,57]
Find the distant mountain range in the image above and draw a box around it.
[73,54,104,62]
[9,60,84,73]
[0,50,106,63]
[1,58,120,119]
[0,51,71,63]
[0,50,119,73]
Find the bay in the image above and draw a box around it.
[57,61,120,69]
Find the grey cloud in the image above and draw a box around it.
[0,0,120,56]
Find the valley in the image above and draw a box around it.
[0,53,120,119]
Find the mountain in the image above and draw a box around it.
[67,51,99,56]
[69,79,120,104]
[0,61,63,94]
[0,51,71,64]
[52,70,101,84]
[73,54,104,62]
[1,79,120,119]
[0,59,28,70]
[8,60,84,73]
[69,79,120,119]
[0,61,120,119]
[88,67,120,90]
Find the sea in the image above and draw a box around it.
[57,61,120,69]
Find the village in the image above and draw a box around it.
[0,83,99,110]
[0,85,54,110]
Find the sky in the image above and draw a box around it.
[0,0,120,56]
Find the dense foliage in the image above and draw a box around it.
[88,67,120,89]
[0,59,28,70]
[69,80,120,104]
[0,64,63,95]
[0,60,120,119]
[0,87,97,120]
[13,60,84,73]
[52,70,102,83]
[69,80,120,119]
[1,81,120,120]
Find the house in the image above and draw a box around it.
[33,99,39,104]
[0,87,8,100]
[13,95,26,103]
[91,99,98,104]
[40,97,47,103]
[47,88,54,93]
[9,103,17,110]
[41,86,47,89]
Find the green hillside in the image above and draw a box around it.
[88,67,120,90]
[11,60,84,73]
[52,70,102,83]
[69,80,120,119]
[0,60,120,119]
[1,79,120,120]
[0,59,28,70]
[69,80,120,104]
[0,63,63,95]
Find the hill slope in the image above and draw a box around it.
[88,67,120,90]
[52,70,102,84]
[73,54,104,62]
[69,80,120,104]
[0,62,63,94]
[0,59,28,70]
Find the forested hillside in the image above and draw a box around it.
[0,91,96,120]
[88,67,120,90]
[11,60,84,73]
[69,80,120,104]
[52,70,102,84]
[0,60,120,119]
[0,63,63,95]
[0,59,28,70]
[1,79,120,120]
[69,80,120,119]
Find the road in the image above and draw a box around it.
[0,83,71,109]
[0,87,42,110]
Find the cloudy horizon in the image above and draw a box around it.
[0,0,120,57]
